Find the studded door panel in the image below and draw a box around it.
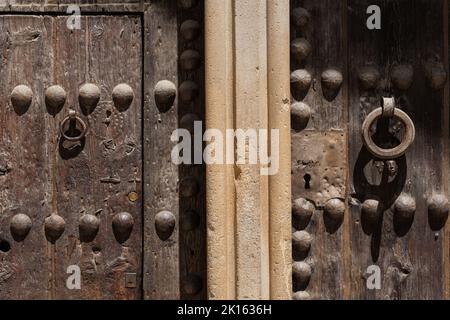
[290,0,348,300]
[290,0,449,299]
[347,0,447,299]
[0,15,142,299]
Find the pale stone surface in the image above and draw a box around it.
[205,0,236,300]
[234,0,269,300]
[267,0,292,300]
[205,0,291,300]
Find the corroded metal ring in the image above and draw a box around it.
[60,110,88,141]
[361,107,415,159]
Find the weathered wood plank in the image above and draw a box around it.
[52,15,142,300]
[143,0,180,300]
[348,0,446,299]
[445,0,450,300]
[0,15,52,299]
[0,14,142,300]
[292,0,346,131]
[178,0,206,300]
[290,0,348,300]
[0,1,144,13]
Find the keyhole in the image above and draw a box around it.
[0,239,11,252]
[92,245,102,254]
[304,174,311,189]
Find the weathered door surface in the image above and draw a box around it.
[0,15,142,299]
[291,0,449,299]
[0,0,206,301]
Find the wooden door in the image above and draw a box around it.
[0,0,206,301]
[290,0,449,299]
[0,15,142,299]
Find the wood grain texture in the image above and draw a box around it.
[291,0,449,300]
[445,0,450,300]
[178,0,206,300]
[0,1,203,300]
[0,1,144,13]
[52,15,142,300]
[0,14,142,299]
[291,0,346,131]
[0,15,52,299]
[143,0,180,300]
[290,0,348,299]
[348,0,447,299]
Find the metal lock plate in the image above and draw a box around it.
[125,273,137,288]
[292,131,346,207]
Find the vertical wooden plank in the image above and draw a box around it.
[143,1,180,299]
[0,15,52,299]
[178,0,206,300]
[0,14,143,300]
[348,0,446,299]
[444,0,450,300]
[52,15,143,300]
[290,0,348,299]
[292,0,346,131]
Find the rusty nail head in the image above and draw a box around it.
[128,191,138,202]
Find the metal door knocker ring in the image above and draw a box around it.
[361,97,415,159]
[60,110,88,141]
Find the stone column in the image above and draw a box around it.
[267,0,292,300]
[205,0,236,300]
[233,0,270,300]
[205,0,291,300]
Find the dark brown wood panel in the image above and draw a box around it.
[0,1,144,13]
[348,0,447,299]
[0,15,53,299]
[143,0,180,299]
[52,15,142,300]
[0,14,142,300]
[0,1,204,300]
[292,0,346,131]
[446,0,450,299]
[291,0,449,300]
[290,0,348,299]
[177,0,206,300]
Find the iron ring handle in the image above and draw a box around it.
[60,110,88,141]
[361,107,415,159]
